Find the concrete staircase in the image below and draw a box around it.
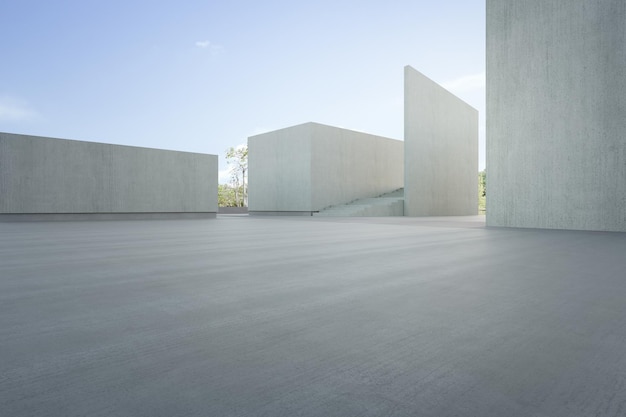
[313,188,404,217]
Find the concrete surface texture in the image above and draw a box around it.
[486,1,626,231]
[2,216,626,417]
[404,66,478,216]
[0,132,218,220]
[248,122,403,214]
[314,188,404,217]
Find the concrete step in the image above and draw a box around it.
[314,188,404,217]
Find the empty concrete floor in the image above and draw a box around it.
[1,216,626,417]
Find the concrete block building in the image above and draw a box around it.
[248,122,403,215]
[404,66,479,216]
[0,132,218,220]
[487,0,626,231]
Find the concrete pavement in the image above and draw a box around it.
[2,215,626,416]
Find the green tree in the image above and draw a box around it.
[478,170,486,213]
[479,170,486,197]
[218,184,239,207]
[225,145,248,207]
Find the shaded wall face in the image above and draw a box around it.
[404,66,478,216]
[0,133,217,215]
[248,125,312,212]
[310,124,403,211]
[487,1,626,231]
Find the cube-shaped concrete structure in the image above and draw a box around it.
[404,66,478,216]
[487,1,626,231]
[0,132,218,220]
[248,122,403,215]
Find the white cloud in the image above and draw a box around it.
[0,96,37,122]
[442,72,485,93]
[195,40,223,55]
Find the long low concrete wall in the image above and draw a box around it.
[0,132,217,220]
[404,66,478,216]
[487,1,626,231]
[248,122,403,215]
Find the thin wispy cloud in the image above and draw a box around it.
[195,40,223,55]
[195,40,211,48]
[442,72,485,93]
[0,96,38,122]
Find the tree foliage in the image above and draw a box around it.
[225,145,248,207]
[479,170,486,198]
[218,184,243,207]
[478,170,486,213]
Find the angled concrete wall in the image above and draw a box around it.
[0,132,217,220]
[404,66,478,216]
[248,122,403,215]
[487,1,626,231]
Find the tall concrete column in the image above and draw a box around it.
[487,1,626,231]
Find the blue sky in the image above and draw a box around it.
[0,1,485,182]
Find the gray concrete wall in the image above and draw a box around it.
[310,123,403,211]
[248,124,313,213]
[248,122,403,214]
[0,132,217,220]
[486,1,626,231]
[404,66,478,216]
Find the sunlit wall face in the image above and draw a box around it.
[404,66,478,217]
